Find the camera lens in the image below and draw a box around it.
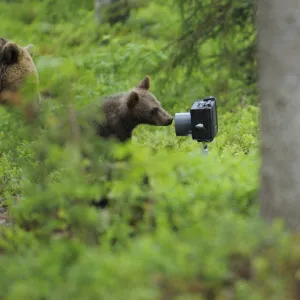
[174,113,191,136]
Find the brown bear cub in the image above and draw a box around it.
[0,37,40,120]
[93,76,173,142]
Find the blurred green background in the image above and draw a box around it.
[0,1,297,299]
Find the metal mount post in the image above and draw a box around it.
[201,142,208,156]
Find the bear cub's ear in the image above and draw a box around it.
[2,42,20,65]
[127,91,139,109]
[137,76,150,90]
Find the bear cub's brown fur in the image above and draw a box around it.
[93,76,173,142]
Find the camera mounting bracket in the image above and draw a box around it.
[200,142,208,156]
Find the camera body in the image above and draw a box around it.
[174,96,218,142]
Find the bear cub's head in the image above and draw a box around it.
[126,76,173,127]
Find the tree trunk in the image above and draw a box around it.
[252,0,258,24]
[258,0,300,230]
[94,0,111,24]
[94,0,102,24]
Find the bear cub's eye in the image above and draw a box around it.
[151,107,159,115]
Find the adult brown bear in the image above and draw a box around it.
[0,37,40,120]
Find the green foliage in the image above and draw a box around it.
[0,0,297,299]
[171,0,257,109]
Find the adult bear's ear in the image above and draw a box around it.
[127,91,139,109]
[24,44,35,57]
[2,42,20,65]
[137,75,150,90]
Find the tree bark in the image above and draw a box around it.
[258,0,300,230]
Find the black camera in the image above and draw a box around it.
[174,96,218,143]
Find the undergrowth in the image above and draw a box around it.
[0,1,297,299]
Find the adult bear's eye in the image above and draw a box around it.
[151,107,159,115]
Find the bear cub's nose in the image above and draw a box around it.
[166,117,173,125]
